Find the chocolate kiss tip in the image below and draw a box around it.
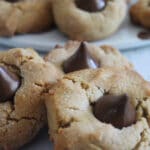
[63,42,100,73]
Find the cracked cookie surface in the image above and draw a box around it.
[0,0,52,36]
[0,48,63,149]
[130,0,150,29]
[45,68,150,150]
[45,41,133,73]
[52,0,127,41]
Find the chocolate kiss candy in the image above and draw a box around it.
[93,94,136,129]
[75,0,106,12]
[0,66,21,102]
[63,42,100,73]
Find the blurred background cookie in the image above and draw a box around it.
[130,0,150,29]
[0,0,53,36]
[52,0,127,41]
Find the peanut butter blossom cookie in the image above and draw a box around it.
[0,0,52,36]
[45,68,150,150]
[52,0,127,41]
[45,41,133,73]
[130,0,150,29]
[0,48,62,149]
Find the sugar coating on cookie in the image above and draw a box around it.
[0,48,62,149]
[0,0,52,36]
[52,0,127,41]
[130,0,150,29]
[44,41,133,73]
[45,68,150,150]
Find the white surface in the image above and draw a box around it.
[0,16,149,52]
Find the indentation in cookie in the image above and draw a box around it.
[75,0,107,12]
[63,42,100,73]
[93,94,136,129]
[0,66,21,102]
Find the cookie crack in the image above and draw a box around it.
[34,82,44,88]
[133,129,149,150]
[3,105,39,127]
[64,76,77,83]
[57,118,78,132]
[0,116,39,142]
[0,62,20,73]
[20,56,34,66]
[1,54,34,67]
[59,122,71,129]
[7,116,38,123]
[136,99,150,127]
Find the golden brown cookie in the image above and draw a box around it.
[0,48,62,149]
[0,0,53,36]
[130,0,150,29]
[52,0,127,41]
[44,41,133,73]
[45,68,150,150]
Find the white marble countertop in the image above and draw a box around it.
[0,45,150,150]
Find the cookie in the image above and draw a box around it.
[0,0,53,36]
[45,68,150,150]
[0,48,62,149]
[44,41,133,73]
[52,0,127,41]
[130,0,150,29]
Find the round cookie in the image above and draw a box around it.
[52,0,127,41]
[0,0,53,36]
[45,68,150,150]
[0,48,62,149]
[44,41,133,73]
[130,0,150,29]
